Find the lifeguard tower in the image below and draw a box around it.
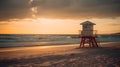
[79,21,99,47]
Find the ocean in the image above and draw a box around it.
[0,34,120,48]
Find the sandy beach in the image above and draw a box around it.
[0,42,120,67]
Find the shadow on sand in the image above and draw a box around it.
[0,47,120,67]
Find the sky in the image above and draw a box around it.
[0,0,120,34]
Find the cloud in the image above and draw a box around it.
[34,0,120,19]
[0,0,120,21]
[0,0,32,21]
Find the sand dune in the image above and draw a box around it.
[0,42,120,67]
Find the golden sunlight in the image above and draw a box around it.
[0,18,120,34]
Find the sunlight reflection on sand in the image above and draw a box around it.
[0,42,120,67]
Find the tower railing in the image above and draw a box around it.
[79,30,98,37]
[79,30,100,47]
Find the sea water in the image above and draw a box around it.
[0,34,120,48]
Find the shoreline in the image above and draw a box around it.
[0,42,119,49]
[0,42,120,53]
[0,42,120,67]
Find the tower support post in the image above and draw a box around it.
[80,36,99,48]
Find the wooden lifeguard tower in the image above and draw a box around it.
[79,21,99,47]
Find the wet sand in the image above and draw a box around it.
[0,42,120,67]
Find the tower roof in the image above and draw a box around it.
[80,21,96,25]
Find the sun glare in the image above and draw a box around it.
[0,17,120,34]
